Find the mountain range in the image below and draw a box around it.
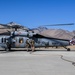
[0,22,75,40]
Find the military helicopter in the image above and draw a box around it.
[0,23,74,51]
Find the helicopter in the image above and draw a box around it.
[0,22,74,51]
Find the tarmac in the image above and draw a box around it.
[0,48,75,75]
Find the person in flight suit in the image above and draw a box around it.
[30,39,35,53]
[26,39,35,53]
[6,42,11,51]
[26,39,31,52]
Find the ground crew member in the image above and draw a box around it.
[30,39,35,53]
[6,42,11,51]
[26,39,31,52]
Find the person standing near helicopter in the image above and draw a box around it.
[26,39,35,53]
[26,39,31,52]
[30,39,35,52]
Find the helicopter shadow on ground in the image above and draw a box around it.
[34,49,75,52]
[0,50,16,54]
[0,48,75,54]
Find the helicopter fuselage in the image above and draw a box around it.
[0,35,70,49]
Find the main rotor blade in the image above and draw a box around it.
[43,23,74,26]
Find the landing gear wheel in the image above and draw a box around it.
[67,48,70,51]
[5,48,9,52]
[5,47,11,52]
[8,47,11,51]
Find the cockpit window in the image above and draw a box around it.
[1,38,3,43]
[4,38,6,42]
[19,38,24,43]
[1,38,6,43]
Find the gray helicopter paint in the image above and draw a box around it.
[11,36,29,48]
[10,31,69,47]
[11,37,69,48]
[11,31,36,37]
[0,35,69,48]
[0,36,9,48]
[35,38,69,47]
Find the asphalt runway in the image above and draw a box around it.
[0,49,75,75]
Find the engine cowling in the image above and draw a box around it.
[11,31,36,37]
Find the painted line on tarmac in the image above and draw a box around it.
[31,53,75,66]
[59,55,75,66]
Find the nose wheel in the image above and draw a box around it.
[67,48,70,51]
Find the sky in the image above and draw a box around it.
[0,0,75,31]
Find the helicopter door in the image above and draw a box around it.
[13,37,25,48]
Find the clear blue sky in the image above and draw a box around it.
[0,0,75,31]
